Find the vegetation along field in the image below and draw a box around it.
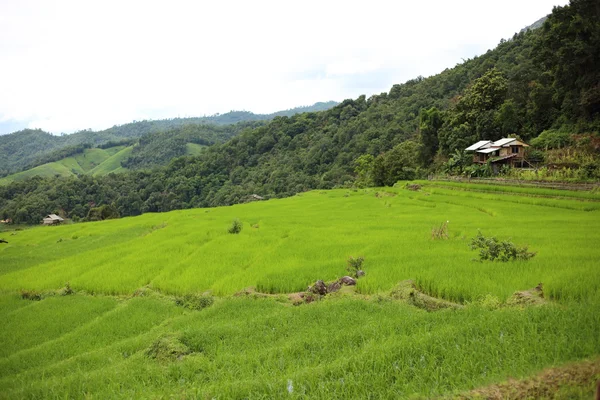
[0,182,599,398]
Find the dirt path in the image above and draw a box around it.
[448,358,600,399]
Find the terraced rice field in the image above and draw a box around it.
[0,146,131,185]
[0,182,599,398]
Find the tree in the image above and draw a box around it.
[353,154,375,187]
[418,107,443,165]
[439,69,508,154]
[373,141,421,186]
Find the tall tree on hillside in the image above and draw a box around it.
[418,107,443,165]
[438,68,508,154]
[536,0,600,126]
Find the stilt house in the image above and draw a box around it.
[465,138,530,172]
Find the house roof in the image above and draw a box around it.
[465,140,492,151]
[476,147,498,154]
[46,214,64,221]
[492,138,517,147]
[491,138,530,147]
[466,138,530,151]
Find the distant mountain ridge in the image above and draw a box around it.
[0,101,338,176]
[520,16,548,33]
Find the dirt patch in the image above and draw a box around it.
[234,287,273,299]
[448,358,600,399]
[406,183,422,191]
[507,283,546,307]
[375,191,396,198]
[390,280,463,311]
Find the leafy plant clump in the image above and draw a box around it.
[228,218,243,234]
[346,256,365,278]
[470,231,536,262]
[145,335,191,361]
[175,293,214,310]
[58,282,74,296]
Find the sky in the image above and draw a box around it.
[0,0,569,135]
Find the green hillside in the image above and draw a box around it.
[0,146,130,185]
[89,146,133,176]
[0,102,339,176]
[0,182,598,398]
[0,160,80,184]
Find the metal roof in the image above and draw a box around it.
[465,140,492,151]
[476,147,498,154]
[46,214,64,220]
[491,138,517,147]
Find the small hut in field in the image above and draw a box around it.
[42,214,64,225]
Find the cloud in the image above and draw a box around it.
[0,0,569,135]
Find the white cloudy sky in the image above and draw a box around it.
[0,0,568,135]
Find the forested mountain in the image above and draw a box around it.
[1,0,598,224]
[0,101,338,176]
[195,102,339,125]
[121,122,262,170]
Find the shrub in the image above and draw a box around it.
[175,293,214,310]
[479,294,502,310]
[346,256,365,278]
[146,335,190,361]
[59,282,74,296]
[228,219,243,234]
[469,231,536,262]
[87,204,120,221]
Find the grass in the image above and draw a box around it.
[185,142,207,156]
[0,182,598,398]
[416,180,600,201]
[1,185,598,301]
[89,146,132,176]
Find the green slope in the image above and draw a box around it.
[185,142,206,156]
[0,146,130,185]
[71,147,123,171]
[0,161,78,184]
[1,183,598,299]
[0,183,598,398]
[89,146,133,176]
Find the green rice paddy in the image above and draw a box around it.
[0,182,599,398]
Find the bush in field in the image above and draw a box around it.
[59,282,74,296]
[228,218,243,234]
[87,204,120,221]
[469,231,536,262]
[146,335,190,361]
[346,256,365,278]
[175,293,214,310]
